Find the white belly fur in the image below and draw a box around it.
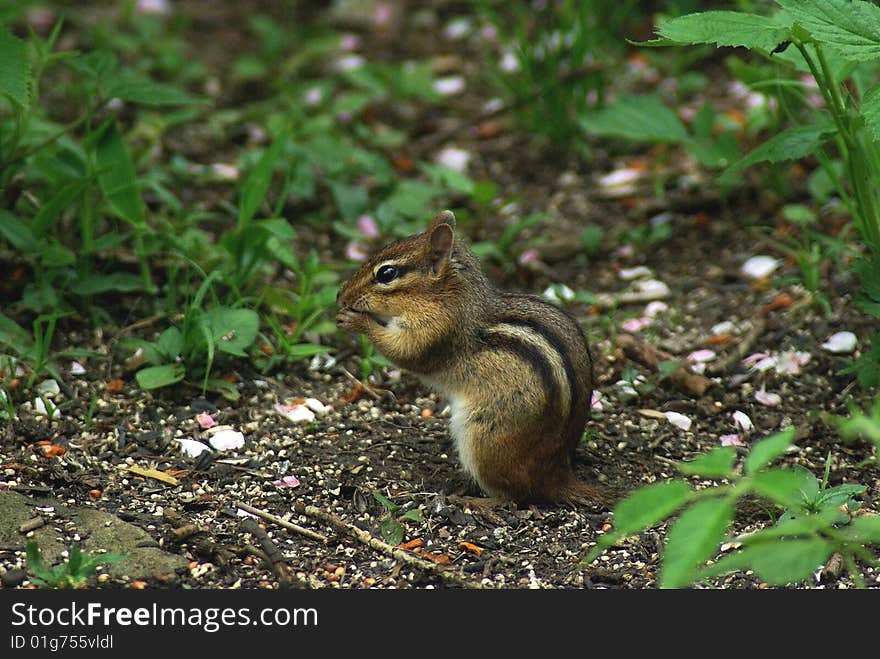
[448,395,478,481]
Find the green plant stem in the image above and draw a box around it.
[843,552,867,589]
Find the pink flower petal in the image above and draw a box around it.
[755,389,781,407]
[591,391,604,411]
[820,331,857,354]
[621,317,653,333]
[346,241,369,262]
[687,349,716,363]
[720,434,745,447]
[732,411,753,432]
[176,438,211,457]
[435,147,470,173]
[196,412,217,429]
[356,215,380,239]
[618,266,653,281]
[433,76,466,96]
[275,403,316,423]
[742,255,779,279]
[644,301,668,318]
[518,249,540,266]
[665,411,692,431]
[272,475,301,489]
[208,429,245,451]
[304,398,330,415]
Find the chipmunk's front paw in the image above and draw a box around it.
[336,307,368,332]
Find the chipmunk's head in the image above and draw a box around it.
[336,210,487,366]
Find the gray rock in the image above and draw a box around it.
[0,490,188,583]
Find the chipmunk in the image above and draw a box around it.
[336,210,606,505]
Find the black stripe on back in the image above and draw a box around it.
[495,315,581,419]
[477,328,561,416]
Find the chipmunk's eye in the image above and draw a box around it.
[375,265,399,284]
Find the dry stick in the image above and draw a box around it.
[337,365,383,401]
[293,502,482,589]
[19,517,45,533]
[616,333,714,398]
[234,501,329,544]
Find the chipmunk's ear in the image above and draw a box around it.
[427,210,455,273]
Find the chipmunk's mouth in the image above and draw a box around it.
[346,307,391,328]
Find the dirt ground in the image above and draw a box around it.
[1,1,878,590]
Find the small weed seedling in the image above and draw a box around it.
[584,429,880,588]
[26,541,125,589]
[372,491,423,547]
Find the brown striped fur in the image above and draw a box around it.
[336,210,603,505]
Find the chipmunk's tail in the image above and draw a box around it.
[554,478,621,509]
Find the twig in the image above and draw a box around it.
[234,501,328,544]
[293,502,481,589]
[616,333,714,398]
[337,365,383,401]
[19,517,45,533]
[239,517,303,588]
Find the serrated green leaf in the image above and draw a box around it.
[103,70,207,106]
[859,86,880,143]
[777,0,880,62]
[660,497,734,588]
[677,446,737,479]
[136,364,185,389]
[580,94,688,143]
[654,11,790,52]
[203,308,259,357]
[750,467,813,507]
[745,428,797,474]
[720,122,836,184]
[94,122,144,227]
[0,27,30,107]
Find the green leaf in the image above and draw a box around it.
[0,27,30,107]
[750,468,813,507]
[372,491,401,513]
[70,273,144,296]
[745,428,796,474]
[860,86,880,144]
[613,480,693,536]
[156,327,183,361]
[653,11,790,52]
[777,0,880,62]
[203,308,259,357]
[136,364,185,389]
[103,70,207,106]
[745,508,845,541]
[660,497,734,588]
[94,122,144,227]
[580,94,688,143]
[0,211,36,252]
[816,483,866,508]
[328,181,369,222]
[838,514,880,543]
[745,538,834,585]
[401,509,423,523]
[238,133,287,228]
[378,517,404,546]
[677,446,737,479]
[719,121,836,184]
[284,343,333,359]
